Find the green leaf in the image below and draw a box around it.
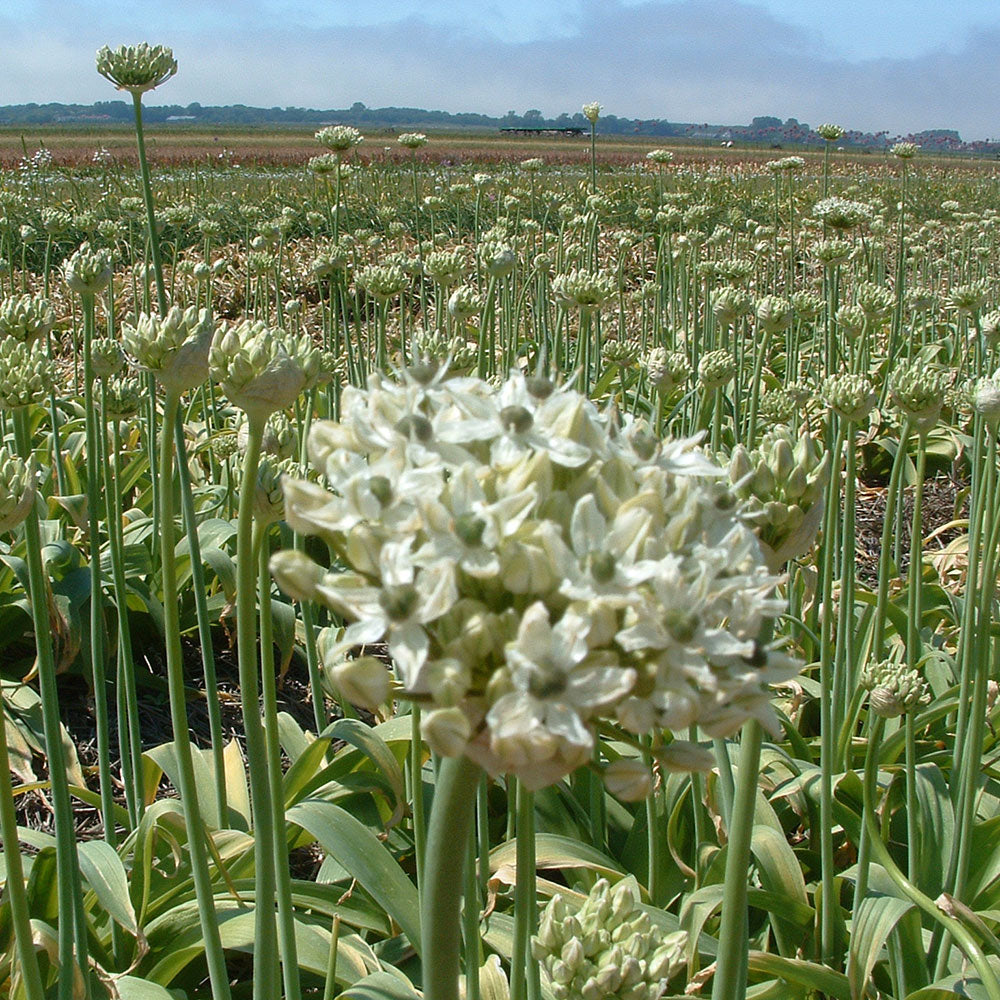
[317,718,407,823]
[340,971,422,1000]
[78,840,139,936]
[287,799,421,952]
[747,952,850,1000]
[750,824,812,955]
[490,834,628,888]
[847,890,915,999]
[113,976,183,1000]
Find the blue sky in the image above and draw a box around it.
[3,1,1000,138]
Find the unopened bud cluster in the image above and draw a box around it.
[122,306,214,394]
[0,340,55,409]
[0,294,54,344]
[0,449,35,533]
[728,428,829,570]
[533,879,686,1000]
[822,373,877,423]
[889,361,949,431]
[552,269,617,312]
[209,321,317,422]
[861,660,929,718]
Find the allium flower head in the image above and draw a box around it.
[0,340,55,410]
[0,448,35,534]
[642,347,690,395]
[889,360,949,431]
[728,428,829,570]
[271,368,798,789]
[812,197,873,231]
[398,133,428,149]
[533,878,686,1000]
[315,125,364,152]
[861,660,929,717]
[816,123,845,141]
[122,306,214,394]
[756,295,793,334]
[96,43,177,94]
[209,320,313,422]
[0,294,54,345]
[711,286,752,326]
[974,370,1000,423]
[356,263,408,301]
[551,269,616,312]
[63,243,113,295]
[646,148,674,165]
[698,349,737,390]
[582,102,602,124]
[822,373,876,423]
[891,142,919,159]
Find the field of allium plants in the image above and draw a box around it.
[4,42,1000,1000]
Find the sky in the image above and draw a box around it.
[2,0,1000,139]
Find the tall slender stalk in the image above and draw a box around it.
[235,414,280,1000]
[12,407,90,1000]
[421,755,482,1000]
[156,390,233,1000]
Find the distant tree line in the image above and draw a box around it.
[0,102,993,152]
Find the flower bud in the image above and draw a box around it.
[421,706,471,757]
[328,655,391,710]
[603,758,653,801]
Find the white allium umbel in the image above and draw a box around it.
[582,102,602,124]
[96,43,177,94]
[270,367,799,790]
[63,243,113,295]
[398,133,428,149]
[315,125,363,152]
[533,878,686,1000]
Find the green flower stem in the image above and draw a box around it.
[322,914,341,1000]
[411,705,427,891]
[13,408,90,1000]
[711,720,763,1000]
[130,93,168,316]
[870,422,912,662]
[157,390,233,1000]
[833,422,859,742]
[712,738,735,830]
[0,705,45,1000]
[951,415,993,772]
[257,528,302,1000]
[463,818,482,1000]
[174,410,228,822]
[80,293,117,865]
[510,783,537,1000]
[818,416,846,968]
[861,716,1000,1000]
[421,753,482,1000]
[103,390,144,824]
[905,433,928,880]
[236,413,280,1000]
